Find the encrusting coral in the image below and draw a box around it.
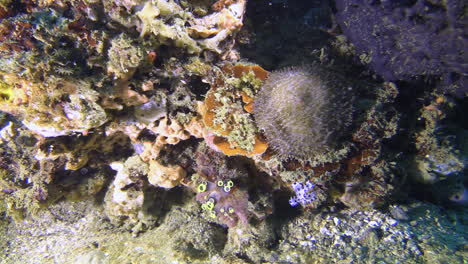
[200,63,269,157]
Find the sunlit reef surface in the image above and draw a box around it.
[0,0,466,263]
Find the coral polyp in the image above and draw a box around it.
[253,66,354,159]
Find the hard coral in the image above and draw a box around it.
[253,65,354,160]
[201,63,268,157]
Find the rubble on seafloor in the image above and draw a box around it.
[0,0,466,263]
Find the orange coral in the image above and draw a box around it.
[227,63,268,113]
[212,134,268,157]
[200,63,269,157]
[224,64,269,81]
[202,88,228,136]
[241,92,254,113]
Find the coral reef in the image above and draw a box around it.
[0,0,466,263]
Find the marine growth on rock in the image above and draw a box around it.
[253,66,354,160]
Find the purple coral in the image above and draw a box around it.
[289,181,317,207]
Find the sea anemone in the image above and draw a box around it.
[253,65,354,159]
